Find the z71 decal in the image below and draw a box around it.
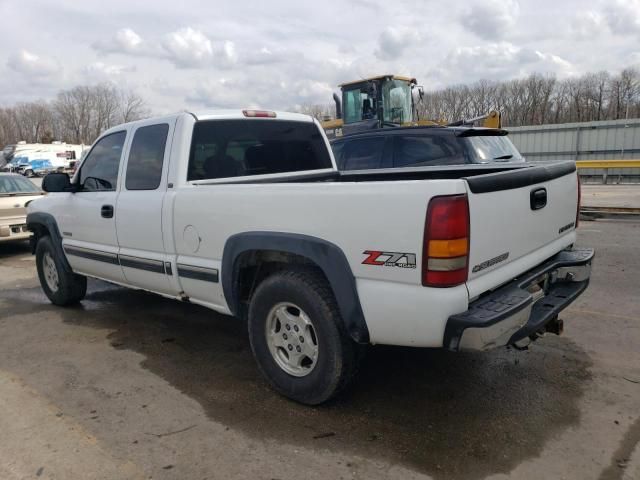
[362,250,417,269]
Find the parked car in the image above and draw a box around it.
[27,110,593,405]
[330,126,525,171]
[17,159,56,177]
[1,156,31,173]
[0,173,44,242]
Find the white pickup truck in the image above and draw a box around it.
[27,110,594,405]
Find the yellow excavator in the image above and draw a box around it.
[320,74,501,138]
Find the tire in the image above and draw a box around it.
[248,268,363,405]
[35,235,87,306]
[25,169,34,178]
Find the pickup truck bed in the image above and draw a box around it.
[26,110,594,405]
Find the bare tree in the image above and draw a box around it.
[120,89,150,123]
[418,68,639,127]
[295,103,335,121]
[11,101,53,143]
[52,83,151,144]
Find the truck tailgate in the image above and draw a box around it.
[464,161,579,299]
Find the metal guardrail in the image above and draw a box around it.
[575,160,640,169]
[575,160,640,184]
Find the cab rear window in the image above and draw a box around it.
[187,120,332,181]
[393,135,465,167]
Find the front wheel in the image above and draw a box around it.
[248,268,363,405]
[35,236,87,306]
[24,169,34,177]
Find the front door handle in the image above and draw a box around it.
[101,205,114,218]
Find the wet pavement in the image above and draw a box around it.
[0,220,639,480]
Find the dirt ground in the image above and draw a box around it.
[0,219,638,480]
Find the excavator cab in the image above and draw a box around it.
[321,73,501,139]
[337,75,416,136]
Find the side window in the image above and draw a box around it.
[393,135,465,167]
[340,137,385,170]
[125,124,169,190]
[79,131,126,191]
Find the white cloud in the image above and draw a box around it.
[162,27,214,68]
[443,42,574,81]
[375,26,420,60]
[0,0,637,112]
[7,50,60,76]
[571,11,605,39]
[604,0,640,35]
[460,0,520,40]
[93,28,145,55]
[223,41,237,63]
[84,62,136,78]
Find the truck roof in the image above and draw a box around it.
[100,110,318,138]
[189,110,315,123]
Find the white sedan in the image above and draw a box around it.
[0,173,44,242]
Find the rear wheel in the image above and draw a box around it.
[24,169,34,177]
[248,268,363,405]
[36,236,87,306]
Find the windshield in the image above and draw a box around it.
[465,135,525,163]
[382,79,412,124]
[0,175,41,193]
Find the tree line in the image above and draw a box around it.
[3,67,638,149]
[0,83,149,148]
[297,67,640,127]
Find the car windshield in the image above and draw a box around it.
[465,135,525,163]
[0,175,41,194]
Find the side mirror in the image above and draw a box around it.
[42,172,72,192]
[412,85,425,101]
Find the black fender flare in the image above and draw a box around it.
[222,232,369,344]
[26,212,72,272]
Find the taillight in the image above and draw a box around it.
[422,194,470,287]
[576,173,581,228]
[243,109,276,118]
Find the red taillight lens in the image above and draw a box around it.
[576,173,581,228]
[422,194,470,287]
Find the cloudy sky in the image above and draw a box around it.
[1,0,639,113]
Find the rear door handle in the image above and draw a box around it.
[101,205,114,218]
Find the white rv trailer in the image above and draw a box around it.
[1,141,85,169]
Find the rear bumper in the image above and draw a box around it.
[444,248,594,351]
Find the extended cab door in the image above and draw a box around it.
[115,118,177,296]
[58,131,128,283]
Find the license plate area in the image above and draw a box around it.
[526,272,551,302]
